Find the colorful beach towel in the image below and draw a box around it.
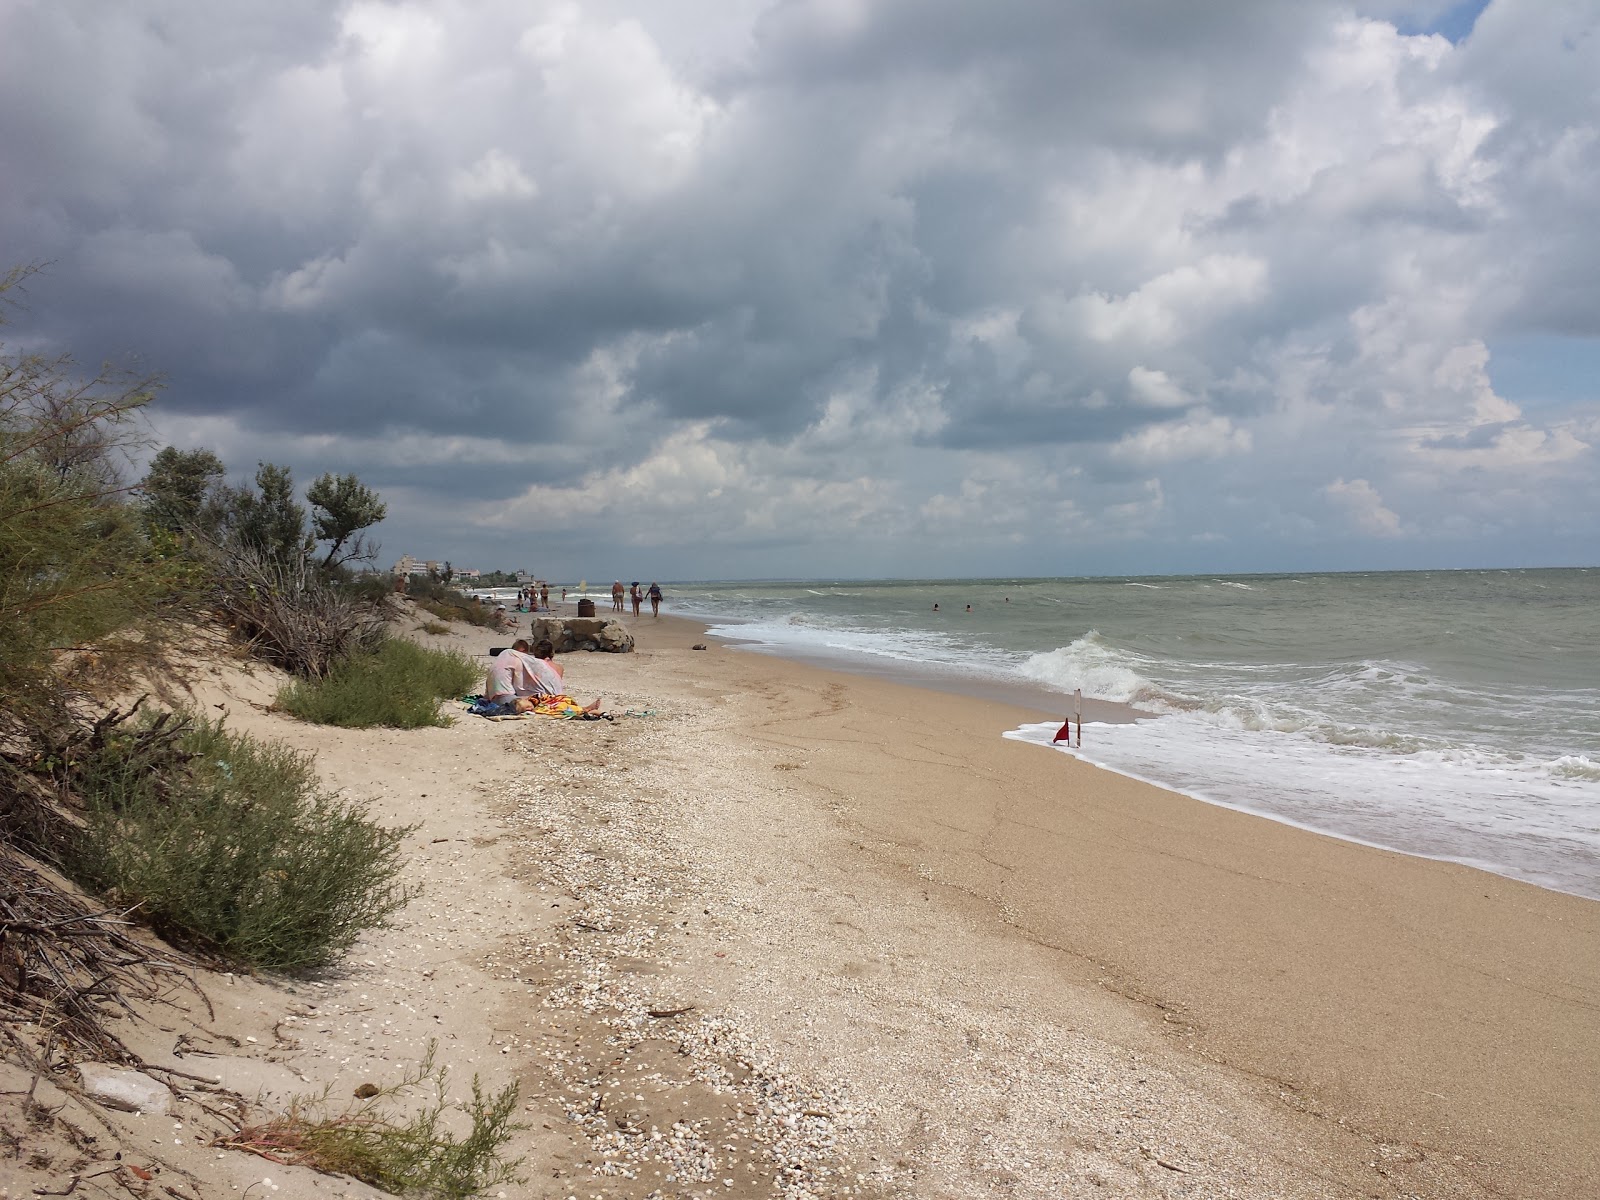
[465,694,604,720]
[528,694,605,719]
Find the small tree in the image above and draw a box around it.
[0,267,175,741]
[222,462,313,566]
[141,445,226,535]
[306,471,387,567]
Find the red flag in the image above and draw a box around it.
[1052,720,1073,744]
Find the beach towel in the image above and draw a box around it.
[527,694,607,719]
[465,694,605,720]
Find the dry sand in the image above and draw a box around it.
[5,603,1595,1200]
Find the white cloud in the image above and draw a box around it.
[451,149,539,202]
[1127,366,1194,409]
[1065,256,1269,348]
[1325,477,1404,536]
[1111,412,1252,465]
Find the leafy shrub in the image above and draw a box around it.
[1,285,182,741]
[232,1043,525,1198]
[70,713,413,970]
[418,620,450,636]
[406,578,506,629]
[339,571,398,605]
[277,638,481,729]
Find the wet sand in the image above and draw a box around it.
[628,611,1600,1197]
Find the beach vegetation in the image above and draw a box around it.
[406,575,505,629]
[215,461,316,565]
[207,538,390,678]
[340,570,400,604]
[1,265,418,1071]
[139,445,227,536]
[228,1043,525,1198]
[0,264,188,791]
[307,471,387,567]
[418,619,450,635]
[276,637,481,729]
[65,709,414,970]
[139,454,398,678]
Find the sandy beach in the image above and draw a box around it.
[7,604,1595,1200]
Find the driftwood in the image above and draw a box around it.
[204,543,388,679]
[1,698,192,864]
[0,847,203,1065]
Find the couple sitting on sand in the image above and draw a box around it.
[480,639,604,718]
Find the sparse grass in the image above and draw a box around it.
[228,1044,525,1198]
[416,596,503,629]
[418,619,450,636]
[70,712,414,970]
[276,638,482,729]
[406,577,505,630]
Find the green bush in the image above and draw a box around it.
[277,638,481,729]
[416,597,502,629]
[406,577,505,629]
[70,714,414,970]
[339,571,398,605]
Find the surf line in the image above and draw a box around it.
[1053,688,1083,748]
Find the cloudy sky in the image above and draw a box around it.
[3,0,1597,580]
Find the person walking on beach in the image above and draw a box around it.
[630,582,642,617]
[612,580,625,612]
[647,581,663,617]
[540,582,550,610]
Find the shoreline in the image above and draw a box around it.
[1005,723,1600,903]
[681,609,1598,905]
[699,623,1146,725]
[612,612,1598,1196]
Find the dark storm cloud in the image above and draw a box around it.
[1,0,1596,574]
[748,0,1327,156]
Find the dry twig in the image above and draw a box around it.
[0,848,201,1065]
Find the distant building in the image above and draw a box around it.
[457,568,481,579]
[392,555,442,577]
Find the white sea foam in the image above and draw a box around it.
[702,615,967,671]
[1549,755,1600,782]
[1006,716,1600,900]
[1016,634,1161,705]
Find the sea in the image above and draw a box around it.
[600,570,1600,902]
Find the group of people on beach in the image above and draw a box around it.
[473,576,665,719]
[610,580,663,618]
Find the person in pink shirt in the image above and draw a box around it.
[483,640,601,714]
